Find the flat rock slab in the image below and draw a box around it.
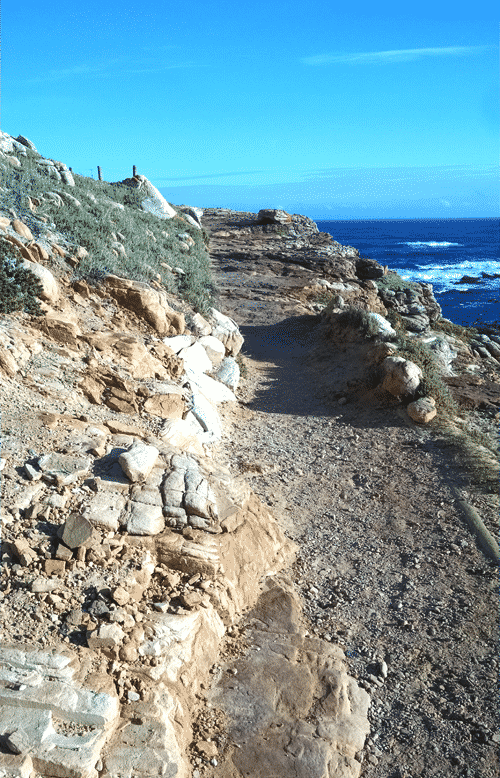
[209,575,370,778]
[36,452,92,486]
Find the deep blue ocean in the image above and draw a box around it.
[315,218,499,329]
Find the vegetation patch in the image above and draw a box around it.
[0,150,215,315]
[0,238,44,316]
[332,306,381,339]
[375,272,421,293]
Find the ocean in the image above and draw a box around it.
[315,218,499,329]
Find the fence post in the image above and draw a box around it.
[133,165,137,177]
[97,166,102,181]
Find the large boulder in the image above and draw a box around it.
[258,209,292,224]
[117,175,177,219]
[21,259,59,304]
[104,275,185,336]
[209,308,243,356]
[381,356,422,397]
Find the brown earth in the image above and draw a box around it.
[0,204,498,778]
[187,209,499,778]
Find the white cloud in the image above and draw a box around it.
[22,56,204,84]
[300,45,493,66]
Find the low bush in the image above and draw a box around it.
[0,238,44,316]
[0,151,215,314]
[375,272,421,293]
[334,306,381,339]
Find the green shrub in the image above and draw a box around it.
[0,239,44,316]
[334,306,381,339]
[432,317,478,344]
[375,272,421,293]
[0,153,215,315]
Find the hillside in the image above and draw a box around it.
[0,131,498,778]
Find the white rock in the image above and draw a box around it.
[83,491,126,531]
[368,312,397,339]
[133,175,177,220]
[214,356,240,392]
[190,393,223,443]
[126,502,165,536]
[119,442,159,482]
[178,341,213,374]
[159,418,205,457]
[87,623,126,649]
[199,335,225,366]
[185,368,236,404]
[21,259,59,304]
[209,308,244,357]
[162,334,194,353]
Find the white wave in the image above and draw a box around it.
[398,241,462,247]
[391,259,500,293]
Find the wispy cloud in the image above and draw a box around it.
[159,170,267,181]
[301,45,493,66]
[22,56,205,84]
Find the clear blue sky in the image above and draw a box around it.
[1,1,498,219]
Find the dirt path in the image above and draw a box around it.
[208,311,498,778]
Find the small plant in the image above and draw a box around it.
[375,272,421,293]
[0,239,44,316]
[235,350,248,379]
[333,306,381,339]
[432,318,478,344]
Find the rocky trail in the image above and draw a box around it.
[197,212,499,778]
[0,136,498,778]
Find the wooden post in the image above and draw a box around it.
[97,166,102,181]
[133,165,137,177]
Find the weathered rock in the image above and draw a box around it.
[209,308,244,356]
[143,393,186,418]
[407,396,437,423]
[104,275,185,336]
[21,259,59,304]
[213,356,240,391]
[355,256,385,279]
[210,576,370,778]
[198,334,225,366]
[125,501,165,535]
[117,174,177,219]
[40,311,81,348]
[381,356,422,397]
[119,442,159,482]
[0,347,19,376]
[37,452,92,486]
[87,622,126,649]
[159,417,206,457]
[186,369,237,405]
[258,209,292,224]
[178,340,213,374]
[58,513,93,549]
[189,392,223,443]
[191,312,212,336]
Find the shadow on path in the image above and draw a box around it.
[239,315,330,417]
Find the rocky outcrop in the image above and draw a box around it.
[210,576,370,778]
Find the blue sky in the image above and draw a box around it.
[1,1,498,219]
